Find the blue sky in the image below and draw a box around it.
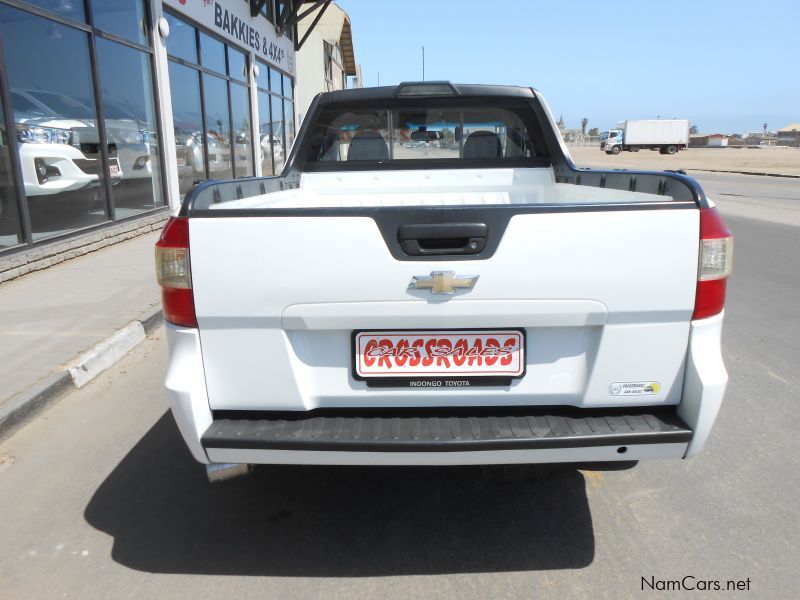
[337,0,800,134]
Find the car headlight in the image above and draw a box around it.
[17,124,72,145]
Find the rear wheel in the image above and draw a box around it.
[659,147,667,155]
[610,146,621,155]
[666,145,677,155]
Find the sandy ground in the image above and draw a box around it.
[567,146,800,177]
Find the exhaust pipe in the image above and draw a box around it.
[206,462,251,483]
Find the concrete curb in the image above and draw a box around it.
[0,308,163,442]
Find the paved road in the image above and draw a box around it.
[691,171,800,227]
[1,175,798,599]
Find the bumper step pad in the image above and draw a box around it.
[202,407,692,452]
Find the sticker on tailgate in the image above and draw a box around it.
[353,330,525,379]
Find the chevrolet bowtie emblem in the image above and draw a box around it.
[408,271,479,295]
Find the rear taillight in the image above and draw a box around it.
[155,217,197,328]
[693,207,733,320]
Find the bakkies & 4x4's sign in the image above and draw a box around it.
[164,0,295,72]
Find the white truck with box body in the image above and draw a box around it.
[601,119,690,155]
[156,83,731,481]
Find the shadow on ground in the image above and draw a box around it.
[85,412,595,576]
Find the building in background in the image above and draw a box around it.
[295,2,357,124]
[706,133,728,147]
[742,131,778,146]
[689,133,728,147]
[0,0,339,269]
[353,64,364,89]
[777,123,800,147]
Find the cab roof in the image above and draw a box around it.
[315,82,538,105]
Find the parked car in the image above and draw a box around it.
[99,99,157,184]
[174,129,231,178]
[157,82,732,482]
[11,89,125,199]
[260,133,284,168]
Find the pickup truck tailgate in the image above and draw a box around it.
[189,205,699,411]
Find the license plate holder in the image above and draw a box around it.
[352,329,526,388]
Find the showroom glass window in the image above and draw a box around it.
[23,0,85,21]
[230,46,254,179]
[0,92,23,248]
[0,0,165,249]
[164,12,256,192]
[91,0,148,46]
[96,36,164,216]
[256,60,294,175]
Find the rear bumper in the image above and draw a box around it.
[164,309,725,466]
[678,311,728,457]
[201,406,691,465]
[204,407,691,452]
[206,443,689,466]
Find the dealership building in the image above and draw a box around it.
[0,0,355,279]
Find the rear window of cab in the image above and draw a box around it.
[304,102,550,167]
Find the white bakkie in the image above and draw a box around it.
[156,83,732,480]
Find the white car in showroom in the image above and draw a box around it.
[11,89,154,201]
[260,132,284,170]
[173,127,231,180]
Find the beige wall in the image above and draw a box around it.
[295,28,326,124]
[296,34,348,124]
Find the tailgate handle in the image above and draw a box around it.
[398,223,487,256]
